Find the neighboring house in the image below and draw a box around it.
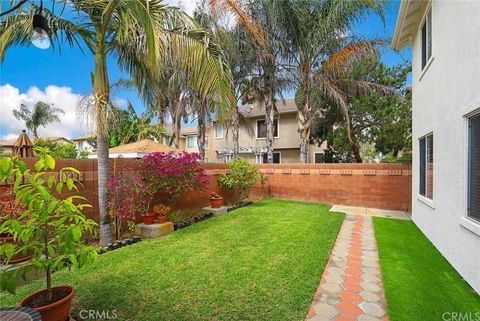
[163,125,217,163]
[213,99,326,163]
[393,0,480,293]
[0,138,17,155]
[72,134,96,153]
[41,137,73,145]
[162,99,326,163]
[0,136,72,155]
[88,139,180,159]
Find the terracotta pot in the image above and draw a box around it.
[143,213,155,225]
[20,285,74,321]
[210,197,223,208]
[157,215,167,224]
[0,233,33,264]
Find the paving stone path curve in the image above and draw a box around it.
[306,215,388,321]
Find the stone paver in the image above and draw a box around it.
[306,212,389,321]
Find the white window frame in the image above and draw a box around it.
[256,119,279,140]
[214,124,224,139]
[187,135,197,149]
[420,5,433,74]
[418,132,434,207]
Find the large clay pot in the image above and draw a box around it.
[143,212,155,225]
[20,285,74,321]
[0,233,33,264]
[210,197,223,208]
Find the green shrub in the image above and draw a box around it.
[34,138,78,159]
[218,158,258,203]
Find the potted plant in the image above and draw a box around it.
[218,158,259,204]
[153,203,170,224]
[209,192,223,208]
[0,148,98,321]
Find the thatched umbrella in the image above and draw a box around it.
[13,130,34,158]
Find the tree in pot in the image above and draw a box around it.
[218,158,259,204]
[0,148,98,321]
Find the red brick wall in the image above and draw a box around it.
[1,159,411,225]
[252,164,412,212]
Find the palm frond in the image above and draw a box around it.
[0,2,93,62]
[321,40,385,77]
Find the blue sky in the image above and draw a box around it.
[0,0,411,139]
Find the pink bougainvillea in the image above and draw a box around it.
[107,171,155,220]
[142,152,208,199]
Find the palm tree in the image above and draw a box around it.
[13,101,64,138]
[1,1,234,245]
[271,0,386,162]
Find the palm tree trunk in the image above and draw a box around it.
[173,103,182,149]
[94,30,113,246]
[265,92,274,164]
[197,101,206,161]
[232,108,239,159]
[33,128,38,139]
[299,64,312,163]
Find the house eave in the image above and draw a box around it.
[391,0,425,50]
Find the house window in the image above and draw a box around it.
[223,154,232,163]
[214,124,224,139]
[468,114,480,222]
[419,133,434,199]
[262,152,281,164]
[421,7,432,69]
[187,136,197,149]
[256,119,279,139]
[314,153,325,163]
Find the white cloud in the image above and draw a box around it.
[0,84,87,140]
[164,0,198,15]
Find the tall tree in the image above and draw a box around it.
[1,0,234,245]
[13,101,64,138]
[271,0,386,162]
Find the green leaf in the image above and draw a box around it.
[66,178,74,191]
[71,226,81,242]
[0,157,14,181]
[34,159,44,172]
[48,175,56,188]
[56,182,64,194]
[45,155,55,169]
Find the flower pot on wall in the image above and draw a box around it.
[143,213,155,225]
[157,215,167,224]
[210,197,223,208]
[20,285,74,321]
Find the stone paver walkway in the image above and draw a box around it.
[306,214,388,321]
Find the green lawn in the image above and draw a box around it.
[1,199,344,321]
[373,218,480,321]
